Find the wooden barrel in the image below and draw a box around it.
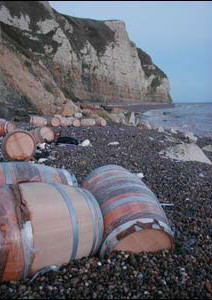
[30,116,47,127]
[45,116,61,127]
[95,118,107,127]
[30,126,55,143]
[83,165,175,257]
[0,182,104,282]
[2,130,36,161]
[0,162,78,186]
[80,119,96,127]
[0,119,16,137]
[66,117,80,127]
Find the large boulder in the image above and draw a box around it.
[160,143,212,165]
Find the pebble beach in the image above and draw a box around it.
[0,115,212,299]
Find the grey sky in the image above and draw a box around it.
[49,1,212,103]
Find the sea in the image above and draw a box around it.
[141,102,212,138]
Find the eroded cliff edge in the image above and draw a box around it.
[0,1,172,118]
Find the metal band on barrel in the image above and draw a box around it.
[51,183,78,260]
[79,189,97,256]
[63,169,78,186]
[102,196,163,216]
[21,221,34,279]
[100,218,174,257]
[82,189,104,255]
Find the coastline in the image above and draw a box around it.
[105,103,175,113]
[0,121,211,299]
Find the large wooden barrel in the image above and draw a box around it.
[2,130,36,161]
[0,162,78,186]
[0,183,103,282]
[30,126,55,143]
[83,165,175,257]
[95,118,107,127]
[30,116,47,127]
[80,119,96,127]
[0,119,16,137]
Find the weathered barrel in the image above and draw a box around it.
[0,162,78,186]
[30,116,47,127]
[83,165,175,257]
[45,116,61,127]
[0,119,16,136]
[95,118,107,127]
[0,182,103,282]
[2,130,36,161]
[80,119,96,127]
[30,126,55,143]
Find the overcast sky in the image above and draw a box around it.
[49,1,212,103]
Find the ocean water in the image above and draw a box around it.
[141,102,212,138]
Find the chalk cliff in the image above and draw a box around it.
[0,1,171,118]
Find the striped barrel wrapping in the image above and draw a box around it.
[83,165,175,256]
[0,162,78,186]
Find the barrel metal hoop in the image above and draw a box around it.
[82,189,104,255]
[51,183,78,260]
[78,189,97,256]
[102,196,162,217]
[21,221,34,279]
[63,169,78,186]
[100,218,174,257]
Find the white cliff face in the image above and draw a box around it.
[0,5,31,31]
[0,1,171,116]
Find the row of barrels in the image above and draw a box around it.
[1,128,56,161]
[0,163,174,282]
[30,115,107,128]
[0,115,107,137]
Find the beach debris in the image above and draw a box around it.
[56,136,79,145]
[148,136,155,141]
[110,113,126,124]
[108,141,120,146]
[28,265,60,285]
[38,158,48,163]
[202,145,212,152]
[160,143,212,164]
[136,172,144,179]
[183,131,198,143]
[80,139,92,147]
[37,143,46,150]
[74,112,83,119]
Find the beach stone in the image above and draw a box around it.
[184,131,197,143]
[160,143,212,164]
[202,145,212,152]
[158,126,165,133]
